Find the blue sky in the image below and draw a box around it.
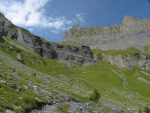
[0,0,150,42]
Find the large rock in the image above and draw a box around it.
[63,16,150,50]
[17,53,24,62]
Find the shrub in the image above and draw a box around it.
[43,60,47,66]
[16,48,22,53]
[57,104,70,113]
[89,89,100,101]
[22,96,36,111]
[32,72,37,77]
[139,107,150,113]
[144,107,150,113]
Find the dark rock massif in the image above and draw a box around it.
[63,16,150,50]
[0,12,96,65]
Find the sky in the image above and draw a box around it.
[0,0,150,42]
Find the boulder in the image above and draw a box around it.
[17,53,23,62]
[5,109,15,113]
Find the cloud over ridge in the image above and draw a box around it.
[0,0,73,33]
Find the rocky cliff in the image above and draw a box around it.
[63,16,150,50]
[0,12,96,65]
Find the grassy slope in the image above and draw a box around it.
[144,46,150,53]
[92,47,141,55]
[0,37,150,112]
[0,58,51,113]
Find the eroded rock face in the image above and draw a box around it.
[102,54,150,70]
[0,12,96,65]
[34,43,97,65]
[63,16,150,50]
[52,44,96,65]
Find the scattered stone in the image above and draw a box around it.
[9,83,17,89]
[17,53,23,62]
[5,109,15,113]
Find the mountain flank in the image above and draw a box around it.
[0,12,96,65]
[0,12,150,113]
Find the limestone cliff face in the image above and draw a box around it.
[63,16,150,50]
[0,12,96,65]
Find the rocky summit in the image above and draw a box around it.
[0,12,150,113]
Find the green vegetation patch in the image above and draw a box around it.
[144,45,150,52]
[57,103,70,113]
[92,47,141,55]
[61,41,83,47]
[0,60,50,113]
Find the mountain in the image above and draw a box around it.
[0,12,150,113]
[63,16,150,50]
[0,12,96,65]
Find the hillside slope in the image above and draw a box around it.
[0,12,150,113]
[0,38,150,113]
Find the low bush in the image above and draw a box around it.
[89,89,100,101]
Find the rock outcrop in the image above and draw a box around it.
[63,16,150,50]
[34,42,97,65]
[53,43,96,65]
[0,12,96,65]
[101,54,150,70]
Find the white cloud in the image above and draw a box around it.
[0,0,73,33]
[75,13,86,23]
